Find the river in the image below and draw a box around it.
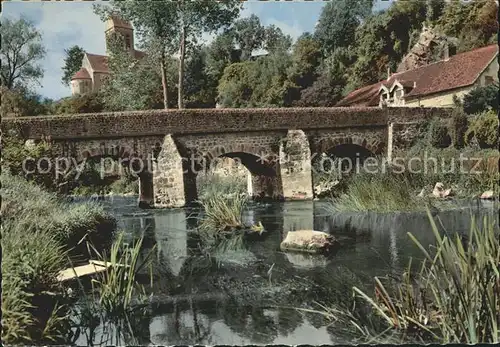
[71,196,498,345]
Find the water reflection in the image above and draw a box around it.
[73,196,498,345]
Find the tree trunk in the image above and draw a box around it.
[160,54,169,110]
[177,25,186,109]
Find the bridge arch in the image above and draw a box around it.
[196,144,282,200]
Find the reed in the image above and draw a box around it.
[198,191,248,233]
[86,232,155,318]
[311,211,500,343]
[328,173,425,213]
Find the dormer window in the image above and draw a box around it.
[484,76,494,86]
[125,34,131,49]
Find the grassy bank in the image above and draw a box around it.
[311,211,500,344]
[1,173,118,343]
[327,147,498,213]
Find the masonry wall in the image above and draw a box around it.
[2,107,453,140]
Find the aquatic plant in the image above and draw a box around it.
[1,222,69,343]
[328,173,426,213]
[86,232,155,318]
[311,211,500,344]
[1,173,117,344]
[198,191,248,233]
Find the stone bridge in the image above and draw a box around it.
[2,107,453,208]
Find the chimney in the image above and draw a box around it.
[387,67,391,81]
[443,42,450,61]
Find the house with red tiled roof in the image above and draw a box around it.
[336,44,498,108]
[71,16,146,96]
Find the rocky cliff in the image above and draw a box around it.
[397,25,458,73]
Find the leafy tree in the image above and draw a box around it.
[52,93,104,115]
[205,31,241,84]
[232,14,266,61]
[100,35,164,111]
[314,0,374,54]
[462,84,499,115]
[184,45,217,108]
[96,1,241,109]
[217,62,256,107]
[0,18,46,89]
[171,0,242,109]
[0,86,51,117]
[288,33,322,91]
[465,110,499,149]
[263,25,292,54]
[94,2,178,109]
[61,46,85,86]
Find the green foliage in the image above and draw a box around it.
[430,121,452,148]
[439,0,498,52]
[328,173,425,213]
[465,110,499,149]
[232,14,266,61]
[100,35,163,111]
[314,0,374,54]
[85,232,154,318]
[109,176,139,195]
[61,45,85,86]
[0,173,116,344]
[449,109,469,148]
[462,83,499,115]
[352,212,500,343]
[197,173,247,201]
[0,17,46,89]
[1,224,68,344]
[1,172,117,257]
[52,93,104,114]
[1,86,52,117]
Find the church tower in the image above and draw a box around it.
[105,16,134,56]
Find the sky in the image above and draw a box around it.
[2,0,393,100]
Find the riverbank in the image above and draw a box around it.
[1,173,118,343]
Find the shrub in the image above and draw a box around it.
[449,109,468,148]
[462,83,499,115]
[52,93,104,114]
[465,110,499,149]
[1,172,116,257]
[430,122,452,148]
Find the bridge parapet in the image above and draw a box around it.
[1,107,452,140]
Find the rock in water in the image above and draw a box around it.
[280,230,337,254]
[480,190,495,200]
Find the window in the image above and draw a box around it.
[484,76,495,86]
[125,34,131,49]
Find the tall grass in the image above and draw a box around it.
[312,211,500,344]
[328,173,427,213]
[2,172,117,259]
[1,223,68,343]
[197,173,247,201]
[198,191,248,233]
[86,232,155,318]
[1,173,117,343]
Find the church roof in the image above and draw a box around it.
[85,53,109,73]
[337,44,498,107]
[71,67,91,80]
